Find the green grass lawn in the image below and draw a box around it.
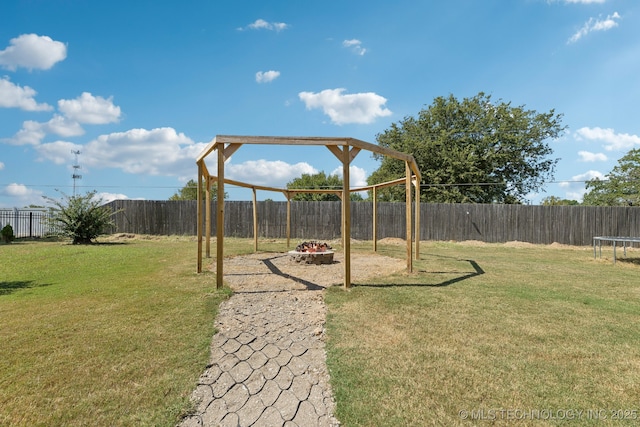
[3,237,640,426]
[325,241,640,426]
[0,236,233,426]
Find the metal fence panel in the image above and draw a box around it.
[0,209,55,238]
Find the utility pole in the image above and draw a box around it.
[71,150,82,196]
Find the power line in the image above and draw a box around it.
[0,179,614,191]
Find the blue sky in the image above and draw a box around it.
[1,0,639,207]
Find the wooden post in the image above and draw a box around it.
[286,194,291,249]
[216,145,225,289]
[196,162,203,273]
[205,176,211,258]
[252,187,258,252]
[406,162,413,273]
[414,177,420,260]
[373,186,377,252]
[343,145,351,289]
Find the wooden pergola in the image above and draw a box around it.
[196,135,422,289]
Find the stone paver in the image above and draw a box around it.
[178,254,340,427]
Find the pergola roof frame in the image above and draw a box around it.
[196,135,422,289]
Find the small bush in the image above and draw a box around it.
[45,191,117,244]
[1,223,15,243]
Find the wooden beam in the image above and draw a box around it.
[224,143,242,159]
[286,194,291,249]
[406,162,413,273]
[216,145,225,289]
[212,135,419,169]
[326,145,343,161]
[217,135,350,146]
[205,176,211,258]
[373,186,377,252]
[196,162,203,273]
[349,146,361,163]
[287,189,343,197]
[327,145,361,165]
[196,138,217,163]
[252,188,258,252]
[353,177,407,192]
[343,145,351,289]
[200,160,210,180]
[414,178,420,260]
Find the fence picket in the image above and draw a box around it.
[98,201,640,247]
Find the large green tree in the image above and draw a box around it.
[169,179,227,201]
[286,172,363,201]
[368,92,565,203]
[582,148,640,206]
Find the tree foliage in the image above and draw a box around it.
[540,196,579,206]
[286,172,364,201]
[368,92,565,203]
[582,149,640,206]
[169,179,227,201]
[45,191,116,244]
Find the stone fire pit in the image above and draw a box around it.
[288,241,334,265]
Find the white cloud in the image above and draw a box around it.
[298,88,392,125]
[343,39,367,56]
[4,116,84,146]
[329,165,368,188]
[563,0,607,4]
[58,92,121,124]
[36,127,206,178]
[0,34,67,71]
[0,77,52,111]
[0,161,4,170]
[95,192,131,204]
[256,70,280,83]
[574,127,640,151]
[43,115,85,137]
[560,170,605,186]
[86,128,201,175]
[578,150,607,162]
[3,120,47,145]
[35,140,82,164]
[568,12,621,44]
[4,92,121,146]
[226,159,318,189]
[239,19,289,32]
[559,170,605,201]
[0,183,45,207]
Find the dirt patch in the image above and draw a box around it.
[457,240,487,246]
[216,251,406,292]
[503,241,536,248]
[378,237,407,246]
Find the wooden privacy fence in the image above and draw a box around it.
[104,200,640,247]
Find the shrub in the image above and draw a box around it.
[1,224,15,243]
[45,191,117,244]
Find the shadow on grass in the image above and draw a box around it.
[92,241,129,246]
[617,257,640,266]
[355,256,484,288]
[0,280,52,296]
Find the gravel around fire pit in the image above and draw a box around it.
[216,251,406,291]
